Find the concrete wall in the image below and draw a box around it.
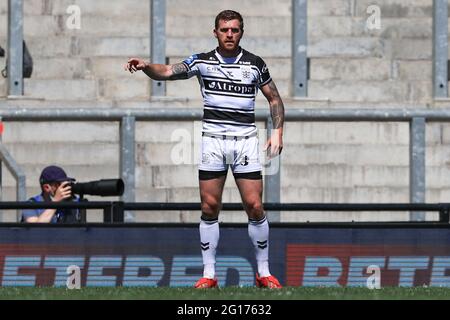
[0,0,435,103]
[0,0,448,223]
[307,0,434,104]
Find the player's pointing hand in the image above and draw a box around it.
[124,58,147,73]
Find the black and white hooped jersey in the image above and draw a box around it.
[182,47,272,136]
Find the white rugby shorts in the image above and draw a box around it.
[198,133,262,174]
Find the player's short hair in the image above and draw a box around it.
[215,10,244,31]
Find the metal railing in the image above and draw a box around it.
[0,141,26,201]
[0,107,449,222]
[7,0,23,96]
[433,0,449,98]
[3,201,450,224]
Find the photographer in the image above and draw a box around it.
[22,165,81,223]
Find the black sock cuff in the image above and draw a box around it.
[248,216,267,225]
[201,215,219,224]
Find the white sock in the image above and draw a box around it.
[248,216,271,277]
[203,263,215,279]
[199,217,219,279]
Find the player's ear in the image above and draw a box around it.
[213,28,218,39]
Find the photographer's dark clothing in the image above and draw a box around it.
[21,193,81,223]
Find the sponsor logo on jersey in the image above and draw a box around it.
[206,66,221,74]
[205,80,255,95]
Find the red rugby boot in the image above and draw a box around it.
[255,273,282,289]
[194,277,218,289]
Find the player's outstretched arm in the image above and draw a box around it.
[261,80,285,158]
[124,58,188,80]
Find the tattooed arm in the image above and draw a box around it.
[260,80,285,157]
[124,58,188,80]
[167,63,189,80]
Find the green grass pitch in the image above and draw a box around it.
[0,287,449,300]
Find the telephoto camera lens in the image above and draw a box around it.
[71,179,124,197]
